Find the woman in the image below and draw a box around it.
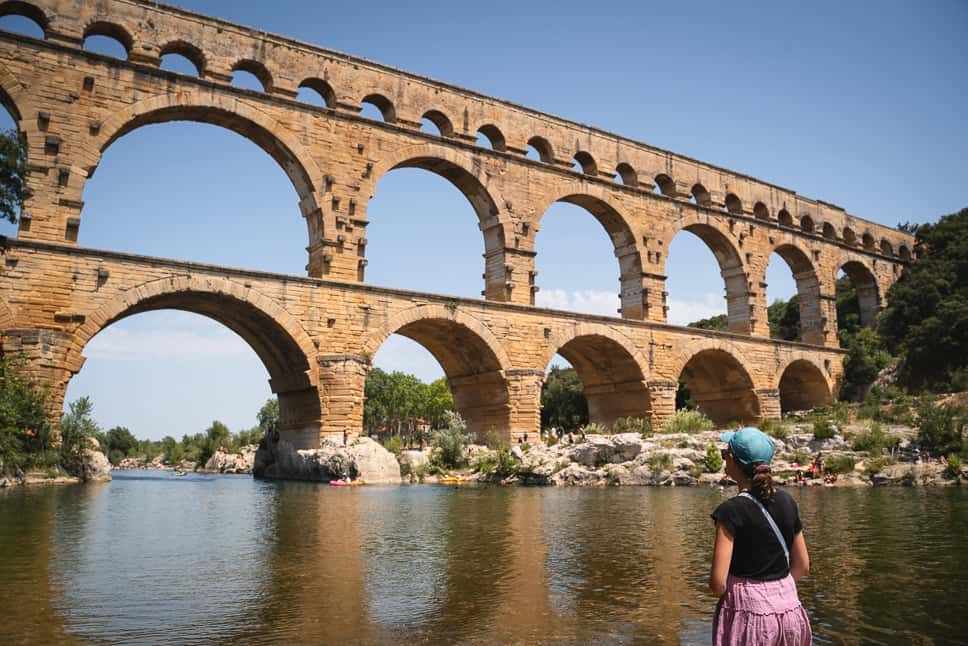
[710,427,812,645]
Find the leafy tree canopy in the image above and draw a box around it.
[541,365,588,431]
[0,128,26,224]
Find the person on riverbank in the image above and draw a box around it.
[710,427,812,645]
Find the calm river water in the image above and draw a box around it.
[1,471,965,645]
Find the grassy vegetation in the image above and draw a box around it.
[663,410,713,434]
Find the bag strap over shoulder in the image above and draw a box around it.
[738,492,790,566]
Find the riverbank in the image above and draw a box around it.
[0,438,112,488]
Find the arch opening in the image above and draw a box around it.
[725,193,743,215]
[766,245,823,344]
[800,215,814,234]
[297,78,335,108]
[654,174,676,196]
[159,41,204,77]
[753,201,770,221]
[476,124,505,151]
[690,183,711,207]
[843,226,857,245]
[778,360,831,413]
[573,151,597,176]
[231,60,271,92]
[368,317,510,441]
[778,208,793,228]
[615,162,637,186]
[535,194,641,318]
[546,334,650,430]
[0,2,47,38]
[420,110,454,137]
[837,261,880,335]
[66,288,320,447]
[360,93,396,123]
[84,116,311,274]
[899,245,911,262]
[160,52,200,77]
[526,136,553,163]
[666,224,749,333]
[880,239,894,256]
[82,21,131,59]
[0,101,21,238]
[367,158,502,298]
[678,349,759,425]
[862,232,875,250]
[822,222,837,239]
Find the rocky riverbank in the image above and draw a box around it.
[0,438,111,488]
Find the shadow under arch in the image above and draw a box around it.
[665,218,751,334]
[368,144,508,300]
[544,324,651,427]
[65,276,321,446]
[778,358,832,413]
[85,93,323,266]
[770,242,824,345]
[536,193,644,319]
[677,347,760,425]
[838,259,880,327]
[364,305,511,439]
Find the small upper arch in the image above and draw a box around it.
[880,238,894,256]
[753,201,770,221]
[476,124,506,151]
[298,77,336,108]
[83,20,133,57]
[800,214,815,234]
[0,1,49,37]
[778,208,794,227]
[615,162,637,186]
[843,226,857,245]
[573,150,597,175]
[526,136,554,163]
[421,109,454,137]
[725,193,743,215]
[862,231,875,250]
[899,245,911,262]
[360,93,396,123]
[159,40,206,77]
[654,173,676,196]
[231,59,273,92]
[691,183,712,207]
[822,222,837,239]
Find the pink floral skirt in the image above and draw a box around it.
[713,574,812,645]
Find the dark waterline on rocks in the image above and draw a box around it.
[1,471,965,645]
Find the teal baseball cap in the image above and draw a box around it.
[720,426,774,466]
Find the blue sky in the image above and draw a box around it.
[1,1,965,439]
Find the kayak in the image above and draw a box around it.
[330,480,365,487]
[439,475,468,484]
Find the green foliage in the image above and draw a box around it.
[612,416,652,436]
[788,449,813,466]
[472,452,497,475]
[103,426,137,464]
[648,453,673,474]
[540,365,588,431]
[675,379,696,411]
[825,454,856,475]
[257,398,279,433]
[768,297,801,342]
[663,409,713,434]
[584,422,608,435]
[0,354,53,476]
[0,128,27,224]
[704,444,723,472]
[916,402,966,456]
[494,448,518,478]
[946,453,963,479]
[839,327,894,401]
[364,367,453,438]
[851,422,898,455]
[760,418,789,440]
[857,386,919,425]
[430,411,470,469]
[385,436,403,456]
[59,397,100,475]
[812,417,837,441]
[688,314,728,331]
[483,430,504,450]
[863,455,896,477]
[879,208,968,391]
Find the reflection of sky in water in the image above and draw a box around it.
[540,491,583,615]
[359,487,447,627]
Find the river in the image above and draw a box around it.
[1,471,965,645]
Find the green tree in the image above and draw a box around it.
[59,397,99,475]
[257,397,279,432]
[430,411,470,469]
[104,426,137,464]
[879,207,968,390]
[0,128,27,224]
[688,314,728,332]
[768,297,800,342]
[0,354,52,475]
[839,327,894,401]
[540,365,588,431]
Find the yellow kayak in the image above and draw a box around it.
[439,475,468,484]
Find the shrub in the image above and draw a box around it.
[494,448,518,478]
[612,416,652,436]
[945,453,963,479]
[473,452,497,475]
[385,436,403,456]
[851,422,899,455]
[704,444,724,472]
[59,397,99,476]
[430,411,470,469]
[584,422,608,435]
[788,449,812,466]
[916,402,966,456]
[663,410,713,434]
[825,454,856,475]
[0,354,54,476]
[482,430,504,450]
[648,453,673,474]
[863,455,895,477]
[760,418,789,440]
[812,417,837,441]
[688,464,704,479]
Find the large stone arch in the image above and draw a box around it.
[777,357,833,413]
[543,322,651,428]
[533,191,645,319]
[769,241,824,345]
[836,258,881,327]
[366,143,510,300]
[364,304,512,439]
[0,60,27,123]
[82,90,324,253]
[663,213,751,334]
[64,275,321,444]
[673,339,761,425]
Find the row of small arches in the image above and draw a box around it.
[0,4,911,262]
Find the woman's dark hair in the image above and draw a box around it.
[747,462,775,502]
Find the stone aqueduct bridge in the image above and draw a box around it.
[0,0,912,446]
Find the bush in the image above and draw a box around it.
[430,411,470,469]
[851,422,898,455]
[385,436,403,456]
[688,464,704,479]
[945,453,963,479]
[663,410,713,434]
[704,444,724,472]
[612,417,652,436]
[59,397,99,476]
[584,422,608,435]
[482,430,504,450]
[788,449,812,466]
[494,448,518,478]
[473,452,497,475]
[760,418,789,440]
[0,354,54,476]
[917,402,966,456]
[648,453,673,474]
[812,417,837,441]
[825,454,856,475]
[863,455,895,477]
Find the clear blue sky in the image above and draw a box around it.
[1,1,965,439]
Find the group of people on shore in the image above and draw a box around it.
[792,452,837,484]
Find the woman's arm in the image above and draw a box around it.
[709,521,734,596]
[789,531,810,581]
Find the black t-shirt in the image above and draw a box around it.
[710,488,803,581]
